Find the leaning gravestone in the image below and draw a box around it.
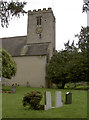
[44,91,51,110]
[55,91,63,108]
[65,92,72,104]
[11,85,16,93]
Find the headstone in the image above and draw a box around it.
[55,91,63,108]
[65,92,72,104]
[11,86,16,93]
[2,78,6,86]
[26,82,30,87]
[44,91,51,110]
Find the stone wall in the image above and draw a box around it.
[5,56,47,87]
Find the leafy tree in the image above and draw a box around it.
[75,26,89,82]
[47,37,89,88]
[68,51,88,83]
[47,40,79,88]
[47,50,70,89]
[0,0,27,27]
[65,30,89,83]
[1,49,17,79]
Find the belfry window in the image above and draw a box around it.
[37,16,42,25]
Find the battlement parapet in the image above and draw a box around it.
[28,8,52,14]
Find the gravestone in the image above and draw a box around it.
[65,92,72,104]
[11,86,16,93]
[55,91,63,108]
[2,78,6,86]
[44,91,51,110]
[26,82,30,87]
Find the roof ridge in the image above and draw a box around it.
[2,35,27,39]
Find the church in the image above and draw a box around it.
[2,8,56,88]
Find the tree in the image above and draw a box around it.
[47,40,79,89]
[67,51,88,83]
[47,50,70,89]
[47,38,89,88]
[1,49,17,79]
[0,0,27,27]
[75,26,89,82]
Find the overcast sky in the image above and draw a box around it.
[0,0,87,50]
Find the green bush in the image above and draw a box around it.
[65,83,75,89]
[65,82,89,90]
[56,83,63,89]
[22,91,42,110]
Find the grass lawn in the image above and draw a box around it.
[2,86,87,118]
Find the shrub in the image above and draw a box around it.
[22,91,42,110]
[56,83,63,89]
[64,82,89,90]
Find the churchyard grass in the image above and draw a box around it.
[2,86,87,118]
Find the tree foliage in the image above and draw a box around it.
[75,26,89,82]
[47,27,89,88]
[47,50,70,89]
[75,27,89,53]
[83,0,89,12]
[1,49,17,79]
[0,0,27,27]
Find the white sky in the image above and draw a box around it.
[0,0,87,50]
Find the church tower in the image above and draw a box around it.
[27,8,55,58]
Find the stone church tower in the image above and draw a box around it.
[2,8,55,87]
[26,8,55,58]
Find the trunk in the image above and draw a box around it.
[61,81,65,89]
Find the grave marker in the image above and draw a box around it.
[11,86,16,93]
[55,91,63,108]
[65,92,72,104]
[44,91,51,110]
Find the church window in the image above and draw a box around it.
[37,16,42,25]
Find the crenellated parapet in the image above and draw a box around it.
[28,8,52,14]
